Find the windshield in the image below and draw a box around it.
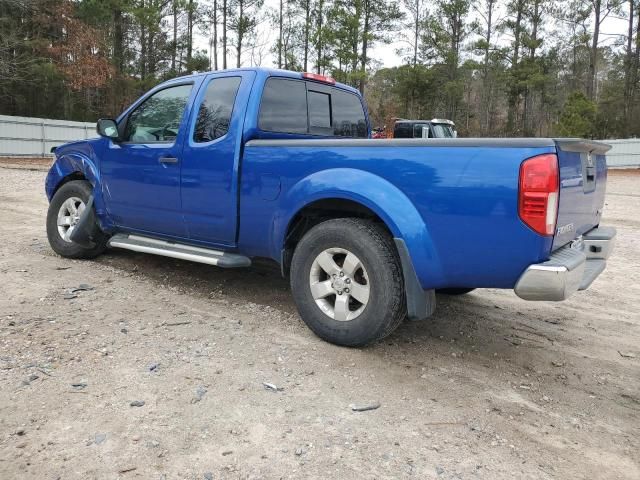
[431,123,455,138]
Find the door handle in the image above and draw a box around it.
[158,156,179,164]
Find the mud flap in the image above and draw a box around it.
[394,238,436,321]
[69,195,99,248]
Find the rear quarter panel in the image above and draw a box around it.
[239,141,556,289]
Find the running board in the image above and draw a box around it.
[108,234,251,268]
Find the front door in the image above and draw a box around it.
[180,71,254,246]
[100,81,197,238]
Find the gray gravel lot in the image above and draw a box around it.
[0,166,638,479]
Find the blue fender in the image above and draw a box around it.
[272,168,443,288]
[45,142,112,231]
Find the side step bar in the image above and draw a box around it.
[108,234,251,268]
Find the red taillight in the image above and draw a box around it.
[302,72,336,85]
[518,154,559,236]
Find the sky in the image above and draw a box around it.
[195,0,632,72]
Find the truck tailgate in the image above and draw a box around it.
[553,140,611,250]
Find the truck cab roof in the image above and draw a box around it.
[160,67,361,97]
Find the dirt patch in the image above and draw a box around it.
[0,167,638,479]
[608,167,640,176]
[0,157,51,171]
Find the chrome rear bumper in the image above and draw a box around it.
[514,226,616,301]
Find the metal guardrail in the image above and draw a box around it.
[0,114,96,157]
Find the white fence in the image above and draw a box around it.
[0,114,96,157]
[1,114,640,166]
[604,139,640,168]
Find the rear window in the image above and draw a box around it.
[259,77,367,138]
[308,91,331,130]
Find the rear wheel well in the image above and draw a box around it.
[281,199,394,277]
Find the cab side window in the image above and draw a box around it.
[193,77,242,143]
[258,77,368,138]
[259,78,308,134]
[123,84,193,143]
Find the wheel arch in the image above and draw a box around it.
[46,151,99,199]
[274,168,443,289]
[46,149,112,232]
[49,171,88,197]
[280,197,393,276]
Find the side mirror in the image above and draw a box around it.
[96,118,120,141]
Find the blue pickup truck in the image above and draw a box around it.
[45,68,616,346]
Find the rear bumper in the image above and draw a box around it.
[514,226,616,301]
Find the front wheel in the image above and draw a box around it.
[290,218,406,347]
[46,180,108,259]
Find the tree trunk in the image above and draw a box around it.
[623,0,634,133]
[140,1,147,79]
[148,29,156,77]
[523,0,540,136]
[172,0,177,71]
[213,0,218,70]
[304,0,310,71]
[278,0,283,68]
[632,0,640,132]
[223,0,228,69]
[413,0,420,67]
[506,0,523,135]
[588,0,601,100]
[187,0,194,66]
[236,0,244,68]
[316,0,323,73]
[481,0,494,134]
[350,0,360,81]
[359,0,370,94]
[113,8,124,73]
[446,9,462,120]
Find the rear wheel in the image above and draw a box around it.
[290,218,406,347]
[46,180,108,259]
[437,288,475,295]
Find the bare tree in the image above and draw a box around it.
[227,0,264,67]
[223,0,228,68]
[587,0,624,99]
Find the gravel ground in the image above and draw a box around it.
[0,166,638,480]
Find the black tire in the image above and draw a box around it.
[437,288,475,295]
[290,218,406,347]
[46,180,108,259]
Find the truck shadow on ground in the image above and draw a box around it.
[97,248,563,369]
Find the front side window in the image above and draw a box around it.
[193,76,242,143]
[123,84,193,143]
[259,77,367,138]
